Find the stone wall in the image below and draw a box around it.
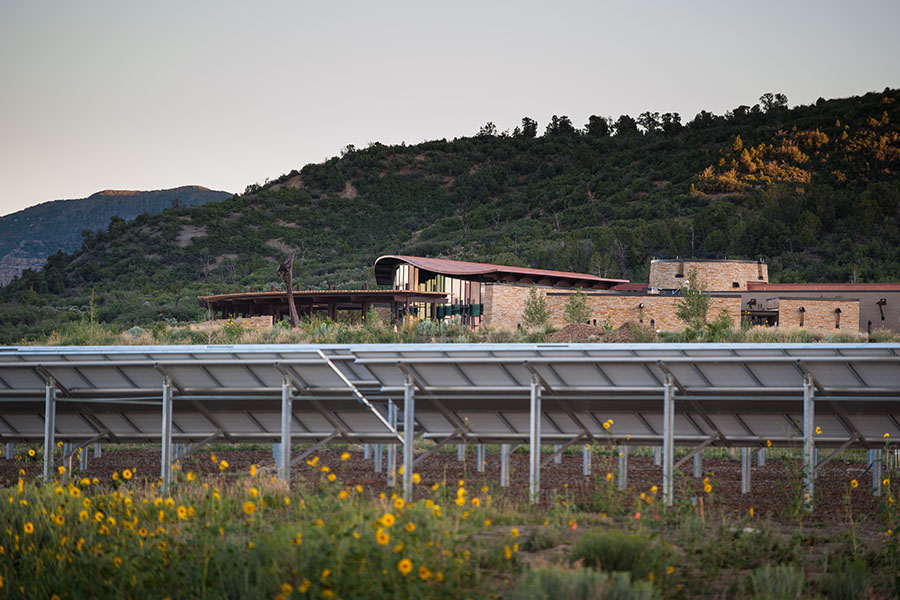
[650,260,768,291]
[777,298,860,333]
[482,283,742,332]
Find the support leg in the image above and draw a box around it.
[5,443,13,460]
[374,443,383,473]
[457,443,465,462]
[583,444,591,476]
[387,402,397,486]
[94,443,102,458]
[278,377,292,482]
[553,444,562,465]
[161,378,174,490]
[618,445,629,491]
[500,444,510,487]
[653,446,661,466]
[872,449,883,497]
[741,447,751,494]
[477,444,485,473]
[662,376,675,506]
[402,377,415,503]
[529,375,542,503]
[758,447,766,467]
[802,374,815,510]
[43,381,56,482]
[693,447,702,478]
[364,443,371,460]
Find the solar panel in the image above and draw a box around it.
[2,343,898,508]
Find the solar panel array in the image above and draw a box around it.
[2,343,898,504]
[4,343,897,444]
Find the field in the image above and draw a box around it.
[1,442,898,599]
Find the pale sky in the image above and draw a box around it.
[1,1,898,216]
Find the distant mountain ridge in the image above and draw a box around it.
[0,186,231,285]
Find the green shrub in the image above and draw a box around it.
[820,557,870,600]
[748,564,805,600]
[509,566,658,600]
[570,529,670,580]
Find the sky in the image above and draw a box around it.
[1,0,898,217]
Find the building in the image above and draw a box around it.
[376,256,900,335]
[199,255,900,335]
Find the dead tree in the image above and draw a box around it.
[277,251,301,328]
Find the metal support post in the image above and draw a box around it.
[374,443,383,473]
[529,374,542,503]
[583,444,591,476]
[693,448,702,478]
[814,448,819,479]
[741,447,751,494]
[364,443,371,460]
[653,446,661,466]
[278,377,292,483]
[387,401,397,486]
[402,376,415,503]
[457,443,465,462]
[94,443,102,458]
[63,442,73,476]
[5,443,13,460]
[553,444,562,465]
[160,378,174,490]
[43,380,56,482]
[662,375,675,506]
[273,443,281,470]
[477,444,485,472]
[758,447,766,467]
[618,445,629,490]
[80,446,89,471]
[871,449,882,497]
[500,444,510,487]
[802,374,815,510]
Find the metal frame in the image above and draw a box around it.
[2,342,899,510]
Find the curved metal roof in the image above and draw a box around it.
[374,255,628,288]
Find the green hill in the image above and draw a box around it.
[2,88,899,342]
[0,186,231,285]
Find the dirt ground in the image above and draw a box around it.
[1,445,884,521]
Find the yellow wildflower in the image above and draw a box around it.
[397,558,413,575]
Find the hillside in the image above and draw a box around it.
[2,88,899,342]
[0,186,231,285]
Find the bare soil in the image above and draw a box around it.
[2,446,881,521]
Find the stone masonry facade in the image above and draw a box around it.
[482,283,741,332]
[776,298,860,332]
[649,260,768,291]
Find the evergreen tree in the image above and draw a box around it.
[563,289,591,324]
[522,286,550,329]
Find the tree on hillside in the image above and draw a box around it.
[585,115,610,137]
[563,288,592,325]
[519,117,538,138]
[613,114,639,136]
[545,115,577,137]
[638,112,662,133]
[477,122,498,137]
[661,112,683,135]
[760,93,788,112]
[522,286,550,329]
